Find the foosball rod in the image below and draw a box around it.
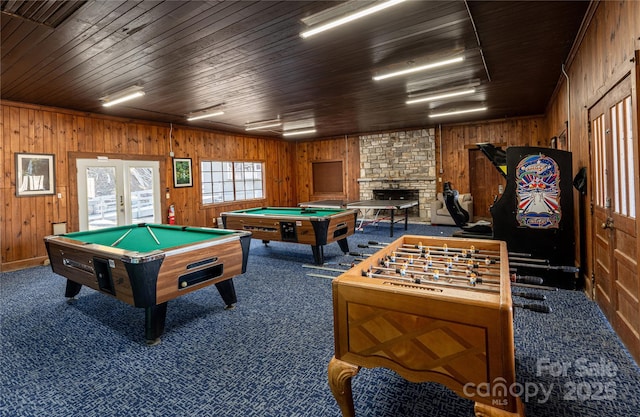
[390,257,500,277]
[512,282,558,291]
[509,262,579,273]
[382,252,502,273]
[513,302,552,313]
[381,259,501,280]
[367,240,545,261]
[512,291,546,301]
[362,270,500,293]
[512,274,544,285]
[360,243,505,265]
[368,263,501,286]
[302,264,348,273]
[306,273,337,280]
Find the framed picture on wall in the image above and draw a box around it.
[173,158,193,188]
[15,153,56,196]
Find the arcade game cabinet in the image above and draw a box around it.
[445,144,578,289]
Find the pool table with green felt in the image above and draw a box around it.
[44,223,251,345]
[221,207,357,264]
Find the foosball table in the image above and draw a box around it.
[328,235,525,417]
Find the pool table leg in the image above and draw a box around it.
[337,238,349,254]
[311,245,325,265]
[214,279,238,309]
[144,302,167,346]
[64,279,83,299]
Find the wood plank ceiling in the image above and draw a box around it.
[1,0,590,140]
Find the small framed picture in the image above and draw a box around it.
[15,153,56,196]
[173,158,193,188]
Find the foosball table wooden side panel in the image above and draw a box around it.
[329,235,523,416]
[332,281,519,413]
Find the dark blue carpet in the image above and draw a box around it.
[1,223,638,417]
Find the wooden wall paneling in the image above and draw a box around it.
[294,142,310,203]
[439,117,546,196]
[278,140,294,207]
[543,0,639,362]
[243,136,261,160]
[0,105,7,191]
[75,115,87,151]
[346,136,360,202]
[262,139,279,206]
[128,124,141,155]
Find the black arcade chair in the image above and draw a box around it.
[442,182,493,238]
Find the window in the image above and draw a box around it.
[201,160,264,204]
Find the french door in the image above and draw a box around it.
[589,75,639,359]
[77,158,161,230]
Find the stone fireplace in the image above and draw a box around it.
[358,129,437,221]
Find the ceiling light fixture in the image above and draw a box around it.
[186,107,225,121]
[101,86,145,107]
[245,118,282,131]
[429,106,487,118]
[406,88,476,105]
[282,128,317,137]
[300,0,406,39]
[373,56,464,81]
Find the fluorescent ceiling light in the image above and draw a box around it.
[429,107,487,118]
[186,108,225,121]
[406,88,476,105]
[101,86,145,107]
[300,0,406,38]
[282,128,317,137]
[373,56,464,81]
[245,118,282,131]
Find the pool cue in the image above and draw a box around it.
[146,225,160,245]
[111,229,132,247]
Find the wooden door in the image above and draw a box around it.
[589,75,639,361]
[469,148,506,220]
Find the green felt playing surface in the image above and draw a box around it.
[64,224,235,252]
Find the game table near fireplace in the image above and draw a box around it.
[298,199,418,237]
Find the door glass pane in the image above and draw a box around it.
[592,114,607,208]
[129,167,155,223]
[87,167,117,230]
